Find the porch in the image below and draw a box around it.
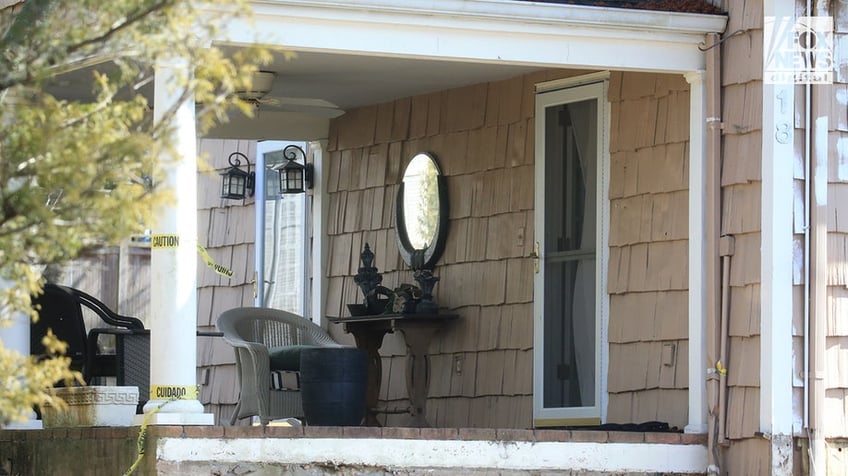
[0,425,708,475]
[4,0,730,473]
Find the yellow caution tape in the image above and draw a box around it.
[716,361,728,376]
[197,244,234,278]
[149,236,233,278]
[149,385,199,401]
[151,234,180,249]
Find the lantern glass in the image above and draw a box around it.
[276,144,311,195]
[221,167,249,199]
[221,151,255,200]
[279,161,305,194]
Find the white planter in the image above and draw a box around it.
[42,386,138,427]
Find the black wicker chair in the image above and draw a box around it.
[31,283,144,384]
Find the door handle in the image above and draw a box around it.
[530,241,540,274]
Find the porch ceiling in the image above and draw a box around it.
[204,49,541,140]
[50,0,727,142]
[204,0,726,141]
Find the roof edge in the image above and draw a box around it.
[248,0,728,35]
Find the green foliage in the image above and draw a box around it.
[0,0,269,425]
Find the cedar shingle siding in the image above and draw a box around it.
[196,139,258,425]
[606,72,691,429]
[825,4,848,438]
[324,69,693,428]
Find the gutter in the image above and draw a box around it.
[702,31,723,475]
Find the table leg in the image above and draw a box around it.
[349,327,388,426]
[399,325,440,427]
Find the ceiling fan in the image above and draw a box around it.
[237,71,345,118]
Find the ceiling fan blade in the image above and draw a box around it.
[255,97,282,106]
[268,96,340,109]
[275,104,346,118]
[251,96,344,117]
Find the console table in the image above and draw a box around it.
[328,313,457,427]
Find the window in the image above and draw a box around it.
[533,79,608,426]
[257,141,309,316]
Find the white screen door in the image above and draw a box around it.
[533,80,607,426]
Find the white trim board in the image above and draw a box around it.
[685,70,708,435]
[759,34,796,440]
[212,0,728,73]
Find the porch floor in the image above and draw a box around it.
[1,425,708,475]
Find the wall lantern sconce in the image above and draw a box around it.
[221,152,255,200]
[277,145,314,194]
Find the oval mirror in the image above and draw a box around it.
[396,152,448,270]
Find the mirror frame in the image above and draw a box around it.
[395,152,449,270]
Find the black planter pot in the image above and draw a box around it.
[299,347,368,426]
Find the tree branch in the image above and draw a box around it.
[65,0,178,57]
[0,0,57,51]
[0,1,176,91]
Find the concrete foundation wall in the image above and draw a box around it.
[0,426,708,475]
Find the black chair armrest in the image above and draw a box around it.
[58,285,144,329]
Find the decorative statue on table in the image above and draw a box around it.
[408,249,440,314]
[351,243,391,315]
[351,243,437,315]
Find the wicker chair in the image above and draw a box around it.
[31,283,145,385]
[216,307,341,425]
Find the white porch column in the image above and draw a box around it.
[760,5,796,472]
[0,278,42,429]
[1,94,42,429]
[684,71,708,434]
[139,62,212,425]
